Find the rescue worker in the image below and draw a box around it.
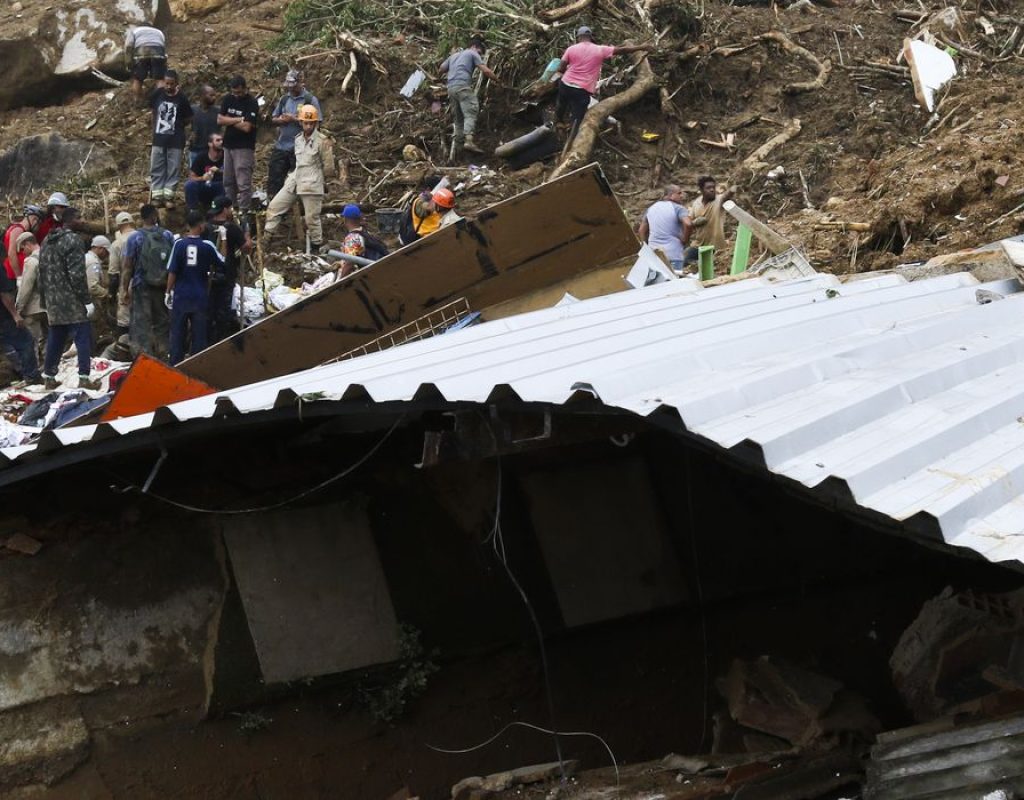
[554,26,651,132]
[439,36,499,154]
[85,235,110,345]
[263,104,335,250]
[398,187,457,245]
[38,208,98,390]
[335,204,389,279]
[684,176,735,268]
[14,232,45,360]
[268,69,321,199]
[107,211,136,336]
[35,192,69,243]
[124,205,174,359]
[3,204,42,278]
[206,195,250,343]
[124,23,168,102]
[637,184,691,272]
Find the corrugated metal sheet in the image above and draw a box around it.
[865,714,1024,800]
[7,270,1024,565]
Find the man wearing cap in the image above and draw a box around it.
[3,205,42,279]
[108,211,136,335]
[268,69,321,200]
[336,204,389,279]
[14,232,45,360]
[0,230,41,384]
[38,208,97,390]
[439,36,499,154]
[205,195,251,343]
[85,235,110,344]
[554,26,651,133]
[35,193,68,244]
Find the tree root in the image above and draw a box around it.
[742,117,802,173]
[759,31,831,94]
[550,59,659,180]
[539,0,595,22]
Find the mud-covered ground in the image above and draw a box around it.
[1,0,1022,277]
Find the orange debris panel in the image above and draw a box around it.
[100,354,218,422]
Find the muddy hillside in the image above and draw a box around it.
[2,0,1023,273]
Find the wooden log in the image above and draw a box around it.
[742,118,802,172]
[759,31,832,93]
[813,221,871,232]
[550,58,659,179]
[723,201,794,255]
[539,0,594,22]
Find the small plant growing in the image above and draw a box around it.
[358,624,438,723]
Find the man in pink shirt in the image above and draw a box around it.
[555,26,651,132]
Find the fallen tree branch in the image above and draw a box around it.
[550,58,659,179]
[759,31,831,93]
[742,117,802,172]
[539,0,594,22]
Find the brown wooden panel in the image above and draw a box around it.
[179,164,638,389]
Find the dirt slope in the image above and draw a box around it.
[0,0,1022,275]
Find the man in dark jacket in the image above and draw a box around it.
[38,208,98,390]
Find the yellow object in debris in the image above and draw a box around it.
[641,131,661,143]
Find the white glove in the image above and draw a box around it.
[216,225,227,239]
[85,303,95,319]
[164,291,173,309]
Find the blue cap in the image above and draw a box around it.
[342,204,363,219]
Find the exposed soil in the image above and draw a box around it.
[2,0,1023,275]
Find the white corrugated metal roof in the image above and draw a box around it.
[10,270,1024,565]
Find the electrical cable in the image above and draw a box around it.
[684,449,711,753]
[108,414,405,515]
[426,720,620,784]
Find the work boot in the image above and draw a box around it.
[79,375,101,391]
[43,375,59,391]
[463,135,483,154]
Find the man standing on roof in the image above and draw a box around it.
[3,205,42,279]
[124,23,168,102]
[554,26,652,132]
[638,184,691,273]
[38,208,97,390]
[35,193,69,244]
[263,104,335,250]
[268,69,321,200]
[440,37,499,155]
[108,211,135,336]
[218,76,260,215]
[125,204,174,359]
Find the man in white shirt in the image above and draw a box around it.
[124,25,167,102]
[637,185,691,273]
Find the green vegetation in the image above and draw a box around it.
[358,624,438,723]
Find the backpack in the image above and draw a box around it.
[138,228,171,288]
[361,229,389,261]
[397,203,426,246]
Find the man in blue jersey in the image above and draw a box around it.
[166,209,224,364]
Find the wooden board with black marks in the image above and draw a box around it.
[180,164,638,389]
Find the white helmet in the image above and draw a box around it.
[47,192,69,207]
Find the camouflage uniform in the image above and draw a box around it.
[38,227,92,377]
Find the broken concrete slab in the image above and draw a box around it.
[0,699,89,787]
[4,533,41,555]
[891,586,1024,721]
[903,38,957,113]
[452,761,578,799]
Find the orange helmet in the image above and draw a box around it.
[432,187,455,209]
[297,104,319,122]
